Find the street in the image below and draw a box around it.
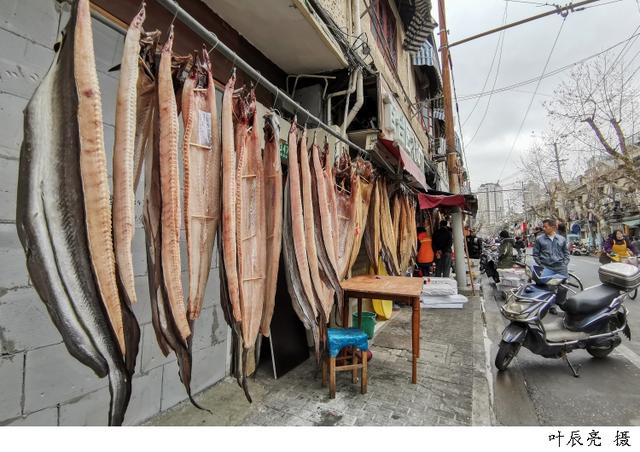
[482,254,640,426]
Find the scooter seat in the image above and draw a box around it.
[564,284,620,315]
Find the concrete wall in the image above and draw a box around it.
[0,0,229,425]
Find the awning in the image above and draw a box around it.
[412,39,435,66]
[378,137,429,192]
[418,190,478,216]
[623,218,640,227]
[397,0,436,54]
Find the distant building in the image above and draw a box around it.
[476,183,504,232]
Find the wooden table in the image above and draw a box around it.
[341,275,424,384]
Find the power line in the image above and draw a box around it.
[458,30,640,101]
[581,0,624,9]
[497,16,567,183]
[504,0,550,6]
[464,18,507,149]
[462,3,509,127]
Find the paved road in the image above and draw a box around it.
[481,253,640,426]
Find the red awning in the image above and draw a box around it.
[378,137,429,192]
[418,193,466,209]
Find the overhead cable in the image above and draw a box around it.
[497,16,567,183]
[458,30,640,101]
[464,5,509,149]
[462,3,509,127]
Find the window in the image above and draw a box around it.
[370,0,397,69]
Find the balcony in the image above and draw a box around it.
[202,0,348,74]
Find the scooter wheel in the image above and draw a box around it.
[586,345,615,359]
[495,341,521,371]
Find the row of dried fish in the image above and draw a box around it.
[17,0,138,426]
[365,179,418,277]
[217,77,284,401]
[281,123,377,362]
[17,0,419,423]
[16,1,223,424]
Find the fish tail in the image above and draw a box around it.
[241,348,253,403]
[116,268,140,375]
[175,334,212,413]
[107,366,131,426]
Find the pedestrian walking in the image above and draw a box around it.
[416,226,434,277]
[432,220,453,277]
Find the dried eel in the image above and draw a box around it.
[158,27,190,342]
[182,49,221,320]
[113,4,145,307]
[17,0,131,425]
[260,112,283,337]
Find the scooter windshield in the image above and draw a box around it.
[530,265,567,285]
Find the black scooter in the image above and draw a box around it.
[495,263,639,377]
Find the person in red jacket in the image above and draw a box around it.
[417,226,434,277]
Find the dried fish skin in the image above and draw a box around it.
[113,4,146,307]
[236,91,266,348]
[182,50,221,321]
[260,112,283,337]
[158,27,190,342]
[299,131,331,322]
[17,0,131,426]
[221,73,242,323]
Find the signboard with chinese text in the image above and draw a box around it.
[378,76,426,173]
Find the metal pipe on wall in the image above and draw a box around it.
[152,0,368,155]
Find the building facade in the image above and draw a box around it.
[476,183,504,233]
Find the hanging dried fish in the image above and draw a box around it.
[282,177,317,332]
[221,72,242,323]
[283,119,320,355]
[379,179,400,275]
[158,27,190,342]
[310,141,341,323]
[299,129,332,322]
[17,0,132,425]
[113,4,145,307]
[335,152,359,280]
[132,30,161,191]
[75,0,143,374]
[364,178,382,273]
[320,142,343,320]
[346,158,374,276]
[181,49,221,321]
[260,112,283,337]
[236,91,267,351]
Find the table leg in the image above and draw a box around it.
[411,298,420,384]
[342,293,349,328]
[357,298,362,328]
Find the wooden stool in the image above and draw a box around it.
[321,328,369,399]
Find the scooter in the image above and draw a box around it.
[495,262,639,377]
[480,247,500,283]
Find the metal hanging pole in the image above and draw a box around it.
[153,0,368,156]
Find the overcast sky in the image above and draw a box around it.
[434,0,640,192]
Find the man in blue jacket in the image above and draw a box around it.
[533,218,570,276]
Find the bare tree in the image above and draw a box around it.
[519,140,566,218]
[546,54,640,185]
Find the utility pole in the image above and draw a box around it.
[438,0,467,289]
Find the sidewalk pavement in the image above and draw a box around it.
[147,294,492,426]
